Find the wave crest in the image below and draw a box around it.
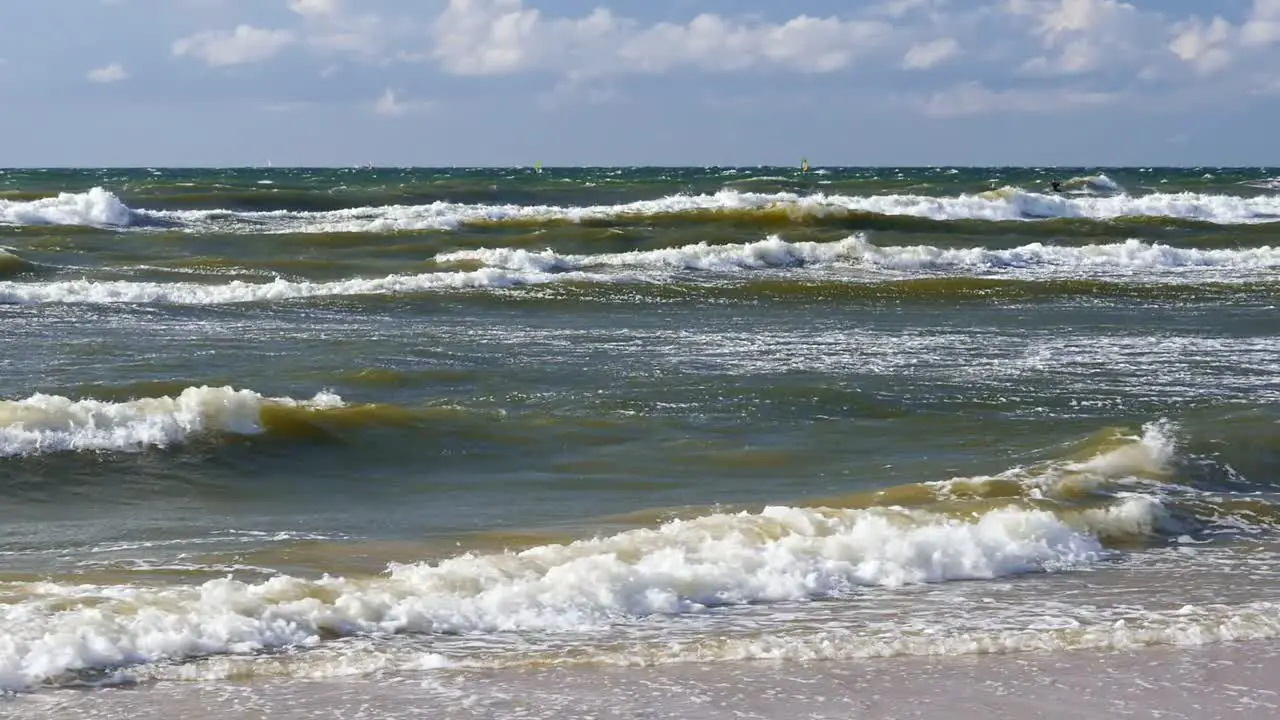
[0,187,134,227]
[3,237,1277,306]
[0,386,344,457]
[437,236,1280,274]
[0,500,1106,690]
[6,186,1280,232]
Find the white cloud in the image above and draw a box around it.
[921,81,1115,117]
[1005,0,1150,76]
[1038,0,1133,37]
[1242,20,1280,47]
[287,0,388,57]
[1241,0,1280,47]
[622,14,890,74]
[87,62,129,83]
[903,37,959,69]
[1164,2,1280,76]
[289,0,341,17]
[374,88,431,116]
[430,0,894,76]
[1168,16,1235,75]
[172,25,295,67]
[877,0,937,19]
[151,0,1280,122]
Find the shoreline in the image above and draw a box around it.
[12,641,1280,720]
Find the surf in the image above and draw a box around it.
[6,185,1280,232]
[3,419,1280,690]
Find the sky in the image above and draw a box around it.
[2,0,1279,166]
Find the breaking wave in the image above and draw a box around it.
[437,235,1280,274]
[0,188,135,227]
[0,500,1104,689]
[5,186,1280,232]
[1,236,1275,306]
[3,420,1279,690]
[0,386,344,457]
[0,267,605,305]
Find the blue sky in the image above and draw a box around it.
[2,0,1278,166]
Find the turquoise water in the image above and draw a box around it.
[2,166,1280,706]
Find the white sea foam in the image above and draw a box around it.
[1244,177,1280,191]
[1062,173,1124,194]
[438,236,1280,274]
[0,188,133,227]
[931,421,1180,501]
[0,502,1112,690]
[104,596,1280,683]
[1070,420,1180,478]
[54,595,1280,688]
[3,236,1276,306]
[0,267,597,305]
[0,386,344,457]
[188,188,1280,230]
[603,603,1280,666]
[437,236,861,273]
[5,186,1280,232]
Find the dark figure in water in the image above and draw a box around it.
[1050,180,1062,193]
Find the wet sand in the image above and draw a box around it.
[10,641,1280,720]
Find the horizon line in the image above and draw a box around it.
[3,164,1277,170]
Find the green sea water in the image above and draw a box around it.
[2,166,1280,711]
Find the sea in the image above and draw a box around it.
[2,166,1280,718]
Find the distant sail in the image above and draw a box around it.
[801,158,809,173]
[534,161,543,173]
